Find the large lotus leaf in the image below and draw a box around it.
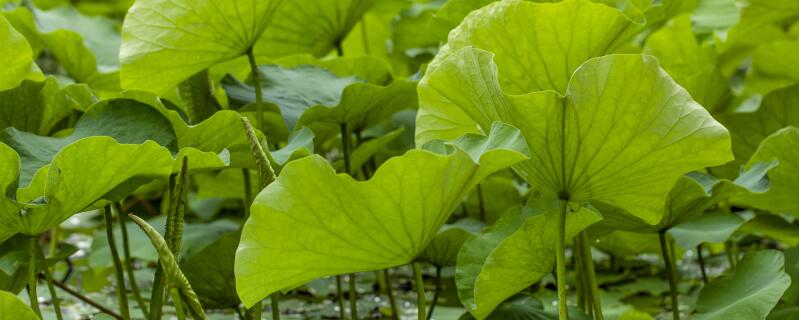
[0,137,173,238]
[462,175,524,225]
[595,160,774,232]
[642,15,730,112]
[593,230,660,257]
[416,0,642,143]
[0,14,42,91]
[420,48,733,224]
[694,250,791,320]
[667,211,746,249]
[0,98,175,187]
[254,0,374,58]
[456,202,602,319]
[0,78,70,135]
[119,0,284,94]
[419,218,484,268]
[784,247,799,304]
[738,213,799,247]
[735,127,799,216]
[0,143,20,243]
[718,85,799,169]
[235,122,529,307]
[0,290,38,320]
[458,295,562,320]
[721,0,799,57]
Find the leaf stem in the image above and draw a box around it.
[476,184,486,222]
[105,206,131,320]
[349,273,359,319]
[246,47,264,131]
[36,240,63,320]
[384,269,399,320]
[556,199,569,320]
[696,244,708,284]
[412,262,426,320]
[659,231,680,320]
[117,203,149,318]
[171,288,186,320]
[579,232,603,320]
[336,275,347,320]
[341,123,352,174]
[426,266,442,320]
[27,236,42,317]
[242,168,253,219]
[271,294,281,320]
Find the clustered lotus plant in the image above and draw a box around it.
[0,0,798,320]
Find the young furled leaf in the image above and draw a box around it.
[0,14,43,91]
[694,250,791,320]
[119,0,284,94]
[456,204,602,319]
[235,122,528,307]
[128,214,207,320]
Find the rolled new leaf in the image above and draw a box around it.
[128,214,206,320]
[235,122,529,307]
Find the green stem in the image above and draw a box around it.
[384,269,399,320]
[105,206,131,320]
[426,267,442,320]
[725,241,736,270]
[696,245,708,284]
[579,232,603,320]
[271,294,281,320]
[246,48,264,131]
[36,240,63,320]
[349,273,359,320]
[242,168,253,219]
[27,236,42,318]
[117,203,149,318]
[336,275,347,320]
[659,231,680,320]
[573,235,589,315]
[340,123,352,174]
[244,302,261,320]
[149,265,165,320]
[556,199,569,320]
[412,262,426,320]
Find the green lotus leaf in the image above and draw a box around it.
[3,6,122,96]
[0,137,173,241]
[718,85,799,169]
[419,218,484,268]
[128,214,206,320]
[254,0,374,58]
[783,247,799,304]
[456,202,602,319]
[0,143,20,243]
[643,14,731,112]
[0,77,71,135]
[462,176,524,225]
[339,127,404,174]
[738,213,799,247]
[694,250,791,320]
[720,0,799,67]
[270,127,315,166]
[735,127,799,216]
[0,290,38,320]
[420,47,732,224]
[223,64,363,129]
[595,160,775,232]
[0,14,43,91]
[0,235,28,293]
[1,98,175,186]
[593,230,660,257]
[745,40,799,95]
[235,122,529,307]
[667,211,746,249]
[119,0,284,94]
[181,230,241,309]
[458,294,563,320]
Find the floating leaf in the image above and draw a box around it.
[120,0,284,93]
[456,203,602,319]
[235,122,528,307]
[667,212,746,249]
[694,250,791,320]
